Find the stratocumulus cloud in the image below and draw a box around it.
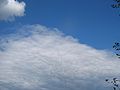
[0,24,120,90]
[0,0,25,21]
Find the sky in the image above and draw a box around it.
[0,0,120,90]
[0,0,120,49]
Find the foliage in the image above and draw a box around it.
[111,0,120,8]
[105,42,120,90]
[105,78,120,90]
[113,42,120,58]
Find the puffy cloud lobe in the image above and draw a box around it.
[0,24,120,90]
[0,0,25,21]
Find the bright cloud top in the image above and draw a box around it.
[0,0,25,21]
[0,24,120,90]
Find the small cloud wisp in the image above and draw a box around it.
[0,0,25,21]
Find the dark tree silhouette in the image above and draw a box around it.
[111,0,120,15]
[105,78,120,90]
[111,0,120,8]
[105,42,120,90]
[113,42,120,58]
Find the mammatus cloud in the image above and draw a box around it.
[0,24,120,90]
[0,0,25,21]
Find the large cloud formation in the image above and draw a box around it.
[0,24,120,90]
[0,0,25,21]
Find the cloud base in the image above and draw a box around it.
[0,24,120,90]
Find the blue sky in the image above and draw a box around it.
[0,0,120,49]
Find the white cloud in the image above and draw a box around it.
[0,0,25,21]
[0,24,120,90]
